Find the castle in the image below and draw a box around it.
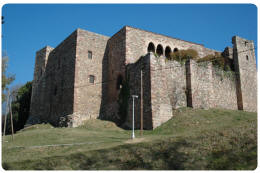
[27,26,257,129]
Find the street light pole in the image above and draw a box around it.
[132,95,138,139]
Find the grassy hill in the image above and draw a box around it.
[2,108,257,170]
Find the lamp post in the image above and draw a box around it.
[132,95,138,139]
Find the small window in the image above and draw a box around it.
[88,51,92,59]
[174,48,179,52]
[54,86,57,96]
[89,75,95,84]
[246,55,249,61]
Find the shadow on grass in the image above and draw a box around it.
[2,138,190,170]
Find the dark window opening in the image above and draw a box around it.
[88,51,92,59]
[156,44,163,56]
[89,75,95,84]
[58,58,61,69]
[116,75,123,90]
[246,55,249,61]
[54,86,57,96]
[147,42,155,53]
[174,48,179,52]
[165,46,172,58]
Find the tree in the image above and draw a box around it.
[3,81,32,134]
[2,54,15,103]
[16,81,32,130]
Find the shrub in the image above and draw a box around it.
[168,49,198,63]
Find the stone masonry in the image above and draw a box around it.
[27,26,257,129]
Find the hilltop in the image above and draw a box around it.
[2,108,257,170]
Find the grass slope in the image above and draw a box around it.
[2,108,257,170]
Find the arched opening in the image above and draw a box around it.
[147,42,155,53]
[165,46,172,58]
[156,44,163,56]
[174,48,179,52]
[116,75,123,90]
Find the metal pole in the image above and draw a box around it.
[140,69,143,136]
[132,96,135,139]
[132,95,138,139]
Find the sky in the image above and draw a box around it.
[1,3,258,88]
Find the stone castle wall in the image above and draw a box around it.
[126,54,153,129]
[28,26,257,129]
[149,55,186,128]
[211,66,237,110]
[125,26,217,64]
[72,29,110,126]
[28,31,77,126]
[233,36,257,112]
[126,52,244,129]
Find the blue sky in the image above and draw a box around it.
[2,4,257,87]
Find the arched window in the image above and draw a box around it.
[165,46,172,58]
[174,48,179,52]
[116,75,123,90]
[156,44,163,56]
[147,42,155,53]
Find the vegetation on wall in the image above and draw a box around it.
[165,48,236,81]
[168,49,199,64]
[197,53,235,80]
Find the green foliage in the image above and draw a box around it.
[4,81,32,134]
[197,53,235,80]
[168,49,199,64]
[153,52,159,58]
[117,75,130,126]
[2,55,15,103]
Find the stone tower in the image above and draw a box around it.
[29,46,54,124]
[232,36,257,112]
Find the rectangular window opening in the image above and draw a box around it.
[88,51,92,59]
[89,75,95,84]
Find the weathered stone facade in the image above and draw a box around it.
[27,26,257,129]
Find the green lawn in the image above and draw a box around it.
[2,108,257,170]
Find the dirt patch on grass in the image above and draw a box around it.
[124,138,147,144]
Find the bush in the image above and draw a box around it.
[168,49,199,63]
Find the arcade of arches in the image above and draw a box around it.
[147,42,179,58]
